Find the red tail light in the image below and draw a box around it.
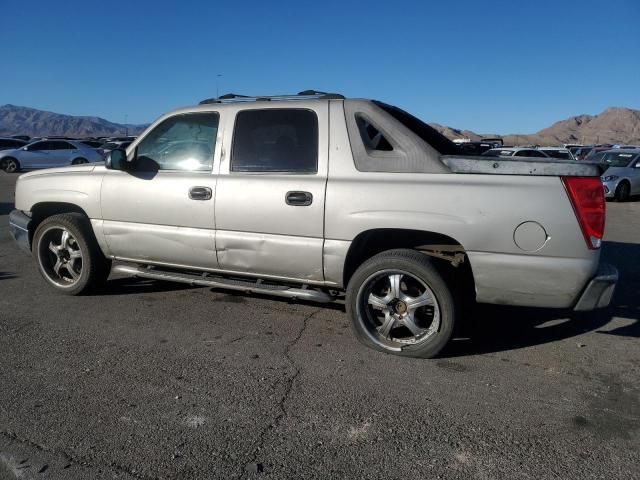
[561,176,605,249]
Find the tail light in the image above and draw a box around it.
[561,176,605,249]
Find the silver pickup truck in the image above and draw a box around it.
[9,91,617,358]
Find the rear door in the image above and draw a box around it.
[214,105,328,282]
[48,141,77,166]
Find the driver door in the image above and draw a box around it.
[100,111,222,269]
[19,141,54,168]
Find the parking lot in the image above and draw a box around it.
[0,171,638,479]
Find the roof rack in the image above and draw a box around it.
[199,90,344,105]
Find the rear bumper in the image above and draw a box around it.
[573,263,618,311]
[9,209,32,255]
[468,251,616,310]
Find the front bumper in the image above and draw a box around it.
[9,209,32,255]
[602,180,616,198]
[573,263,618,311]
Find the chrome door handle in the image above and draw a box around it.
[189,186,212,200]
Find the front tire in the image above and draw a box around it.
[614,181,630,202]
[32,213,112,295]
[346,249,456,358]
[2,157,20,173]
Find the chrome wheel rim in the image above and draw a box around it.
[38,227,83,287]
[356,269,441,350]
[6,160,17,173]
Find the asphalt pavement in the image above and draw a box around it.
[0,171,638,480]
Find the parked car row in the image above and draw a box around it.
[482,146,574,160]
[0,135,137,172]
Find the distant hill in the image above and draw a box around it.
[430,107,640,146]
[0,104,147,137]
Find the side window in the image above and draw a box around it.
[59,141,76,150]
[28,141,49,151]
[135,112,219,171]
[47,141,68,150]
[355,115,393,152]
[231,109,318,173]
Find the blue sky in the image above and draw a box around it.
[1,0,638,133]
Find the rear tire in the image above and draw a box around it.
[71,158,88,165]
[614,181,630,202]
[32,213,112,295]
[346,249,456,358]
[3,157,20,173]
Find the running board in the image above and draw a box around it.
[112,264,334,303]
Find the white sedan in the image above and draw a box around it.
[0,139,103,172]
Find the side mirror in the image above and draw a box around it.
[106,149,127,170]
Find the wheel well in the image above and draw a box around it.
[29,202,89,243]
[342,229,475,300]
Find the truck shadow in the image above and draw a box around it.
[445,240,640,357]
[100,277,199,295]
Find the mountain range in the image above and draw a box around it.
[430,107,640,146]
[0,104,147,137]
[1,104,639,145]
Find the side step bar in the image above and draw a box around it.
[112,264,335,303]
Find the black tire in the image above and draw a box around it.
[346,249,456,358]
[32,213,112,295]
[614,181,630,202]
[3,157,20,173]
[71,158,88,165]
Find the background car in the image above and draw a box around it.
[0,137,28,151]
[97,140,133,159]
[537,147,574,160]
[573,146,594,160]
[482,147,550,158]
[599,149,640,201]
[77,139,104,149]
[0,139,103,172]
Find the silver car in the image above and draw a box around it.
[0,139,103,173]
[600,149,640,201]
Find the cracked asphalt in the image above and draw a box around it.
[0,172,639,479]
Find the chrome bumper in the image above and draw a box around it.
[573,263,618,311]
[9,209,32,255]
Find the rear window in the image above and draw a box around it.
[600,152,638,167]
[231,109,318,173]
[356,115,393,152]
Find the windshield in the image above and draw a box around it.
[483,149,514,157]
[600,152,638,167]
[542,150,572,160]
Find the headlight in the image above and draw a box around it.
[602,175,619,181]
